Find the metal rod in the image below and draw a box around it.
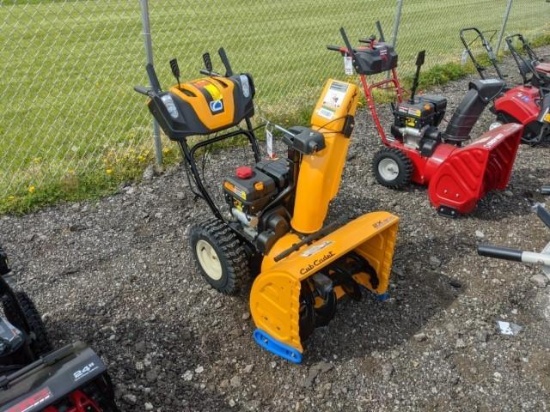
[391,0,404,48]
[386,0,403,81]
[495,0,513,56]
[139,0,163,166]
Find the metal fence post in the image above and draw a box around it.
[391,0,404,48]
[139,0,163,167]
[496,0,513,55]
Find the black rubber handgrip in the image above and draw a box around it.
[134,85,150,96]
[327,45,343,52]
[376,20,385,43]
[477,244,523,262]
[146,63,161,93]
[218,47,233,76]
[199,69,221,77]
[535,204,550,229]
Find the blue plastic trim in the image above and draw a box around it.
[375,292,390,301]
[253,329,303,364]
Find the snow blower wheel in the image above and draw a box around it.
[373,148,413,189]
[190,219,249,295]
[2,291,52,357]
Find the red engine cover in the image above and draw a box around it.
[494,85,541,125]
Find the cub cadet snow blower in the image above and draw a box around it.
[0,244,119,411]
[478,203,550,275]
[328,25,524,217]
[135,49,399,363]
[460,27,550,144]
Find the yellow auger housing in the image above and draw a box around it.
[250,80,399,363]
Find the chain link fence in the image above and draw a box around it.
[1,0,548,212]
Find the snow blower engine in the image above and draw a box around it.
[135,48,400,363]
[390,80,448,155]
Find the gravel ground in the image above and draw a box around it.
[1,47,550,411]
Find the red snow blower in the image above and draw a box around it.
[328,25,523,217]
[0,244,119,412]
[460,27,550,144]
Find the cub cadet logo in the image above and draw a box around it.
[299,251,336,275]
[209,99,223,113]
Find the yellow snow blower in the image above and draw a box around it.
[135,48,399,363]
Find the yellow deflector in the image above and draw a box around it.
[291,80,359,234]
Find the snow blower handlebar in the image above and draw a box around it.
[146,63,162,94]
[358,20,385,46]
[460,27,505,80]
[477,204,550,265]
[135,48,235,97]
[134,63,162,97]
[326,27,370,75]
[477,244,550,266]
[505,33,544,86]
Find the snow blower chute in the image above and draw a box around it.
[328,25,523,217]
[135,49,399,363]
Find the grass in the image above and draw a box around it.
[0,0,549,214]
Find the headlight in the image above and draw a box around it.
[161,94,179,119]
[240,75,251,98]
